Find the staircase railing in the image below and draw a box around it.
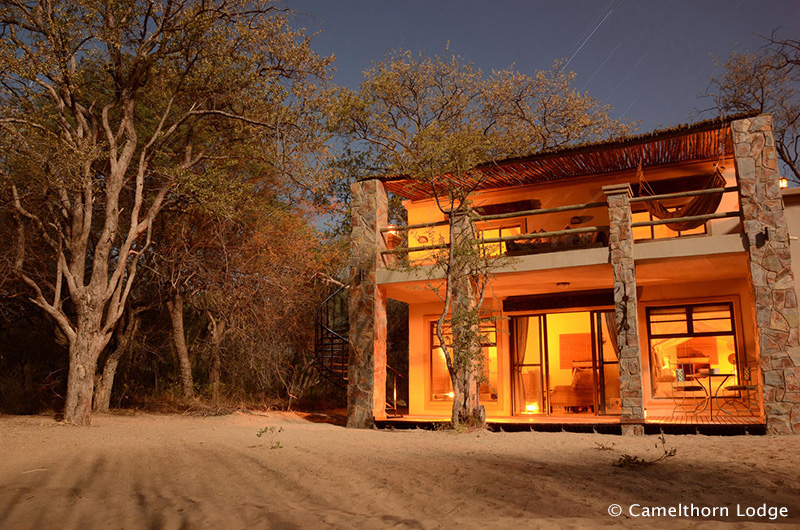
[386,364,405,418]
[314,284,350,389]
[314,283,408,417]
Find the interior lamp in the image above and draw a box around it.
[780,177,789,189]
[525,403,539,413]
[385,224,401,250]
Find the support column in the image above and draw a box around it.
[733,114,800,434]
[348,179,388,428]
[604,184,645,435]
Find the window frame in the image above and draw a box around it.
[646,301,740,399]
[476,223,523,256]
[631,207,708,241]
[430,321,498,402]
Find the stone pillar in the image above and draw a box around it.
[603,184,645,435]
[732,114,800,434]
[348,179,388,428]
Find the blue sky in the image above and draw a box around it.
[287,0,800,133]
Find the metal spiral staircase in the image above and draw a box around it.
[314,284,350,389]
[313,283,404,417]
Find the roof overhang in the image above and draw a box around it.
[382,113,754,201]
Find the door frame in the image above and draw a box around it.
[510,309,620,417]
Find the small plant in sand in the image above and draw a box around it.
[256,426,284,449]
[593,441,616,451]
[613,434,676,468]
[431,418,486,434]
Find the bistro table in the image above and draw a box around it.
[688,372,735,419]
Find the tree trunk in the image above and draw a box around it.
[447,210,485,427]
[93,354,120,413]
[207,314,226,405]
[449,275,484,426]
[451,368,483,426]
[167,292,194,398]
[63,325,108,425]
[93,314,139,412]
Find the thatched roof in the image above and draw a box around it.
[382,112,757,201]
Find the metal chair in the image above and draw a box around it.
[719,361,760,416]
[671,363,707,416]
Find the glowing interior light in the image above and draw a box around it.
[780,177,789,189]
[525,403,539,413]
[386,224,398,237]
[447,391,454,398]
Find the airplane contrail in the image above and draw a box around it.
[620,98,638,119]
[581,41,623,90]
[607,49,652,100]
[565,1,619,68]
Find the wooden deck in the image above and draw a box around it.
[647,414,762,425]
[377,412,765,435]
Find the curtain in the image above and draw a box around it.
[513,317,529,413]
[603,311,620,360]
[639,168,727,232]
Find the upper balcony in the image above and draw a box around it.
[379,168,743,279]
[375,116,753,290]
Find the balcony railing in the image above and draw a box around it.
[380,200,610,263]
[379,185,742,264]
[629,185,741,238]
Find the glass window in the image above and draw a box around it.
[691,305,733,333]
[431,322,498,402]
[632,208,707,241]
[478,225,521,256]
[647,303,738,399]
[648,307,689,335]
[631,211,652,240]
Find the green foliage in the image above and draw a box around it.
[256,425,284,449]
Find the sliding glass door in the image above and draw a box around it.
[512,310,621,416]
[511,316,547,414]
[593,311,622,415]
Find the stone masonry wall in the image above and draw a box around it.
[604,184,645,435]
[348,179,388,428]
[733,114,800,434]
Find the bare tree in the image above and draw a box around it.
[708,39,800,182]
[0,0,331,424]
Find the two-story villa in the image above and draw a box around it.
[340,113,800,435]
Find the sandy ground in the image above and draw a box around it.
[0,412,798,529]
